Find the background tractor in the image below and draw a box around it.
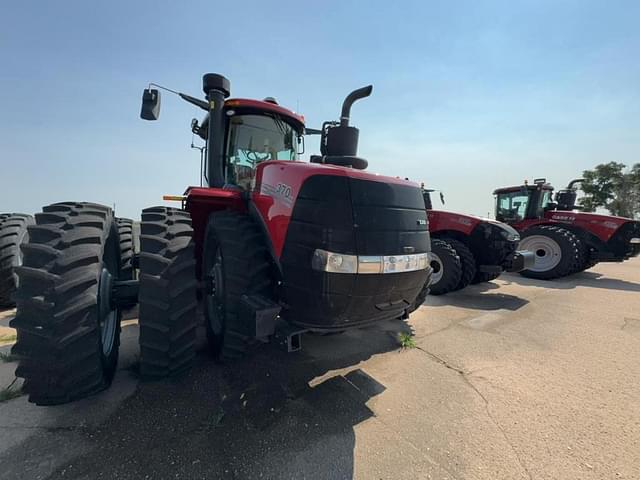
[421,187,534,295]
[0,213,33,307]
[10,73,432,405]
[494,178,640,279]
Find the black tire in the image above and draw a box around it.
[572,236,597,273]
[116,217,135,281]
[202,211,272,360]
[472,271,501,284]
[519,225,581,280]
[428,239,462,296]
[138,207,198,379]
[11,202,122,405]
[445,238,477,291]
[0,213,33,307]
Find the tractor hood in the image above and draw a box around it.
[543,210,634,242]
[428,209,519,240]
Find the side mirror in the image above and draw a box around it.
[439,192,445,205]
[140,89,161,120]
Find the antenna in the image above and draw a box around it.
[190,134,206,187]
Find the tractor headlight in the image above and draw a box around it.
[312,250,358,274]
[312,249,430,274]
[630,238,640,244]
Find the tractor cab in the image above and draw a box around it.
[494,179,554,224]
[195,101,305,190]
[494,178,586,224]
[420,184,445,210]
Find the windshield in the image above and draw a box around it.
[496,191,530,222]
[225,113,300,189]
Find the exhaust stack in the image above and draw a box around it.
[323,85,373,158]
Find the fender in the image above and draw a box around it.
[427,210,483,236]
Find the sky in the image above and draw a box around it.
[1,0,639,219]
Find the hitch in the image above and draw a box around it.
[505,250,535,272]
[274,320,308,353]
[238,294,281,338]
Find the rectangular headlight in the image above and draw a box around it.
[630,238,640,244]
[312,249,430,274]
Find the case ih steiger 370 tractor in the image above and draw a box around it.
[10,73,433,405]
[494,178,640,279]
[421,187,534,295]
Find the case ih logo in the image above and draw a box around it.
[552,215,576,222]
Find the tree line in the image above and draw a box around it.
[579,162,640,219]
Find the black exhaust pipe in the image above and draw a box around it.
[202,73,231,188]
[323,85,373,158]
[340,85,373,127]
[567,178,584,190]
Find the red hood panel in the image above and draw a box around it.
[427,209,483,235]
[542,211,631,241]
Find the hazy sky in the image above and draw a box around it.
[1,0,639,219]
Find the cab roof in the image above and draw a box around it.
[224,98,305,131]
[493,183,554,195]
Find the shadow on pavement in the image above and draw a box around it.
[425,282,529,312]
[501,270,640,293]
[3,318,409,480]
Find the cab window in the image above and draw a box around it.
[496,191,530,222]
[225,114,300,190]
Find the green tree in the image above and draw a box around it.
[579,162,640,218]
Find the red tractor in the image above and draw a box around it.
[10,73,432,405]
[494,178,640,279]
[421,188,534,295]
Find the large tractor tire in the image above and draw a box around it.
[445,238,477,291]
[518,225,581,280]
[428,239,462,296]
[138,207,198,379]
[116,217,135,281]
[0,213,33,307]
[572,236,597,273]
[202,211,273,360]
[11,203,122,405]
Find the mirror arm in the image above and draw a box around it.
[179,93,208,111]
[148,83,208,111]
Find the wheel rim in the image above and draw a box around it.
[519,235,562,272]
[206,248,224,336]
[430,253,444,285]
[98,267,117,356]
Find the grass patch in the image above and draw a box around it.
[0,333,17,345]
[398,332,416,349]
[0,351,17,363]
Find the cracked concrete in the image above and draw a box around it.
[0,258,638,479]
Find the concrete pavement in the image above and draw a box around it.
[0,258,638,479]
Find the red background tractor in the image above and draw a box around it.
[494,178,640,279]
[421,188,533,295]
[10,73,432,405]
